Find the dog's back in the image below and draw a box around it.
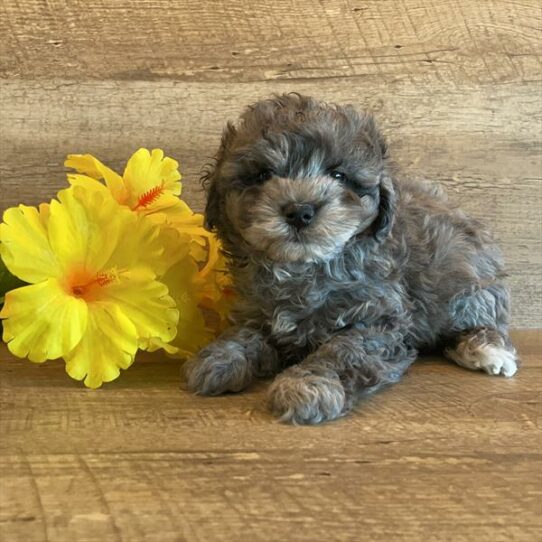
[390,177,509,348]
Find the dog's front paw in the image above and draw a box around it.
[267,367,346,424]
[183,344,253,395]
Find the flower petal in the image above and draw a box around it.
[123,148,182,209]
[65,154,127,203]
[38,203,51,228]
[67,173,110,194]
[167,201,209,238]
[64,304,138,388]
[48,186,132,274]
[140,337,179,355]
[198,231,221,280]
[146,225,191,276]
[160,255,214,355]
[193,239,234,332]
[102,213,165,275]
[0,204,60,283]
[105,268,179,344]
[0,280,88,362]
[171,295,213,356]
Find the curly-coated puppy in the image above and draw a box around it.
[184,93,518,424]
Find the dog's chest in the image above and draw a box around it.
[244,263,387,355]
[266,291,335,356]
[267,281,327,342]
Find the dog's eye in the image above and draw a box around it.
[256,169,272,184]
[330,170,348,182]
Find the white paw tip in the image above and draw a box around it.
[448,343,519,378]
[481,345,518,377]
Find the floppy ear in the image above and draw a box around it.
[201,122,237,231]
[357,113,394,240]
[372,173,397,242]
[203,179,220,231]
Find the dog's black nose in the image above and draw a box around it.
[283,203,316,230]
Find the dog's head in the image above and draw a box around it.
[203,93,395,263]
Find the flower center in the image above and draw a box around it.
[131,183,165,210]
[69,269,120,300]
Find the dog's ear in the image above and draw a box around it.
[202,122,237,231]
[358,113,394,240]
[372,173,396,242]
[203,179,220,231]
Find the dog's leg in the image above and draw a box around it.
[183,326,280,395]
[267,328,416,424]
[444,327,519,377]
[444,283,519,377]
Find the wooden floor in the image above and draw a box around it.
[0,330,540,541]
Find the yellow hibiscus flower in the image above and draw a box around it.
[65,148,212,259]
[140,221,235,357]
[147,254,215,357]
[65,148,184,220]
[65,148,234,351]
[0,186,179,388]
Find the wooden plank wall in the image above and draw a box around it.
[1,0,541,327]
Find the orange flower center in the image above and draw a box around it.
[66,267,119,301]
[131,183,165,210]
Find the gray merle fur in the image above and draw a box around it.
[183,93,519,424]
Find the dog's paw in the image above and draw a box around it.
[267,368,346,424]
[183,345,254,395]
[445,343,519,378]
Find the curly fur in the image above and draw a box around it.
[185,93,519,424]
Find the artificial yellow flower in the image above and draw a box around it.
[145,225,223,356]
[66,148,212,257]
[66,148,234,349]
[65,148,184,220]
[153,254,215,356]
[167,207,236,335]
[193,236,235,332]
[141,223,234,356]
[0,186,179,388]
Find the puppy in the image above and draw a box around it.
[184,93,518,424]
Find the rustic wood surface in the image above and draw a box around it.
[1,79,540,328]
[1,0,540,327]
[0,330,540,542]
[1,0,540,83]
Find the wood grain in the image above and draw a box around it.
[0,330,540,542]
[1,79,540,327]
[1,0,541,330]
[1,1,541,327]
[1,0,540,83]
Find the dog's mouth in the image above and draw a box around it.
[290,227,311,243]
